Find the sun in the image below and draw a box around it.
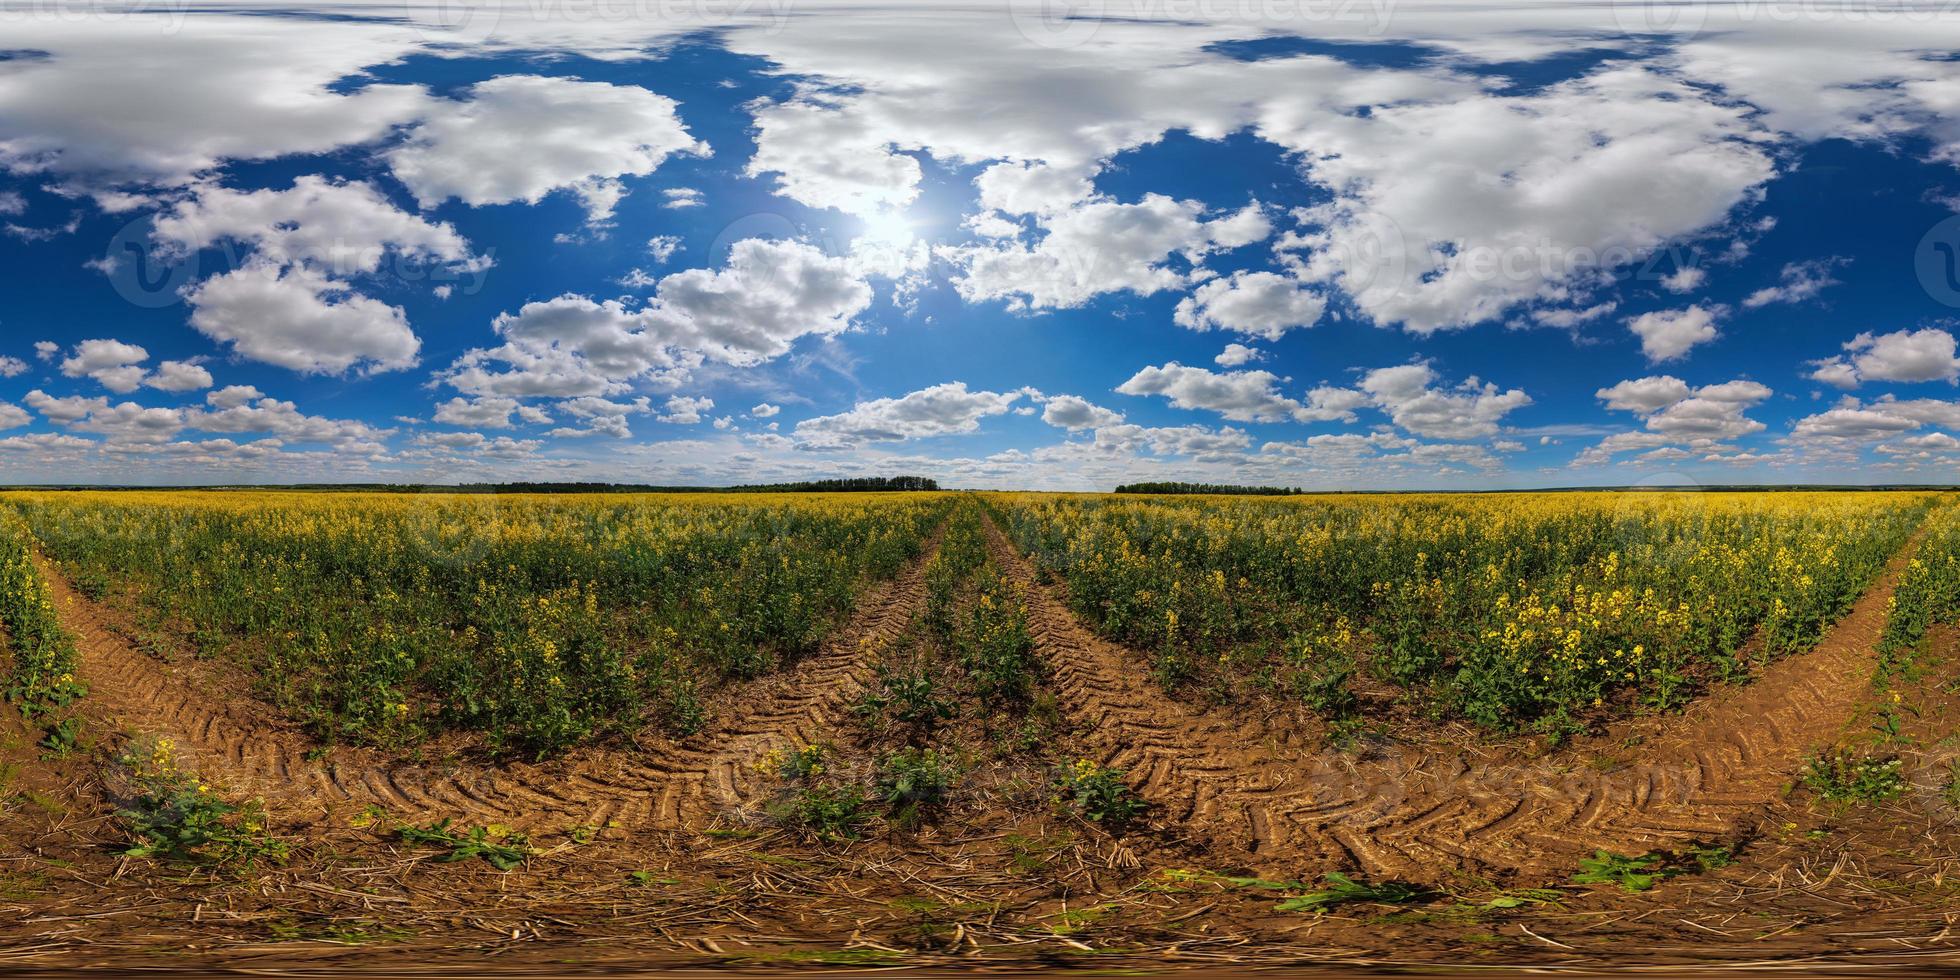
[855,209,918,250]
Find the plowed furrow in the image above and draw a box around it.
[39,529,940,831]
[988,515,1926,882]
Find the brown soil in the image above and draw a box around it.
[34,533,937,832]
[3,524,1959,975]
[983,516,1929,884]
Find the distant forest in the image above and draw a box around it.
[1113,482,1301,496]
[382,476,945,494]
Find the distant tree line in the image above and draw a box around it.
[1113,482,1302,496]
[353,476,945,494]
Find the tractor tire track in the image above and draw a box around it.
[987,515,1926,882]
[42,528,939,831]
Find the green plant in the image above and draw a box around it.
[855,663,955,730]
[1274,873,1423,913]
[1052,759,1144,825]
[760,743,831,783]
[37,716,81,757]
[1572,850,1674,892]
[115,738,287,868]
[1801,749,1907,803]
[396,819,530,870]
[769,784,869,842]
[874,747,956,823]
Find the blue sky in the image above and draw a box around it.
[0,1,1958,488]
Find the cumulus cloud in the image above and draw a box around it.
[750,402,781,418]
[434,396,551,429]
[747,96,921,217]
[795,382,1021,447]
[185,262,422,375]
[944,197,1270,310]
[1173,270,1325,340]
[1626,305,1724,363]
[386,75,708,227]
[1742,258,1844,308]
[1808,328,1960,389]
[1041,394,1124,431]
[443,239,871,399]
[1356,363,1532,440]
[153,177,488,375]
[1577,375,1773,465]
[1659,267,1706,294]
[657,395,714,424]
[1215,343,1264,367]
[1117,362,1365,424]
[59,338,150,393]
[143,360,213,393]
[1281,66,1772,333]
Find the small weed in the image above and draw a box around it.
[874,747,956,825]
[758,743,831,784]
[767,784,870,842]
[1572,850,1672,892]
[114,738,287,869]
[1052,759,1144,825]
[854,664,956,731]
[1274,873,1423,914]
[397,819,530,870]
[37,716,82,758]
[1570,843,1734,893]
[1801,749,1907,803]
[626,870,679,887]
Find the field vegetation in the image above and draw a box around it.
[990,491,1935,735]
[5,491,946,755]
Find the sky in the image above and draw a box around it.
[1,0,1959,489]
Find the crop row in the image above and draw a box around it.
[990,491,1936,734]
[4,491,948,755]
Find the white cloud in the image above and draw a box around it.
[1215,343,1264,367]
[975,160,1095,216]
[661,187,704,209]
[1281,66,1772,333]
[1529,301,1617,329]
[59,339,150,393]
[185,261,421,375]
[33,342,58,363]
[795,382,1021,447]
[944,195,1270,310]
[1659,267,1706,294]
[1173,270,1325,340]
[0,17,429,189]
[0,402,29,429]
[1626,304,1724,363]
[1742,258,1844,308]
[1117,362,1358,424]
[658,395,714,424]
[153,177,486,375]
[747,96,921,218]
[26,390,184,445]
[1041,394,1124,431]
[1356,363,1532,440]
[443,238,871,399]
[0,356,26,378]
[646,235,682,263]
[143,360,213,393]
[750,402,781,418]
[1578,375,1773,464]
[386,75,708,227]
[153,176,479,277]
[433,396,551,429]
[1809,328,1960,389]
